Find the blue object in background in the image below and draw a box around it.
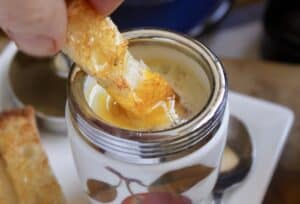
[111,0,227,35]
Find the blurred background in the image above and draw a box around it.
[0,0,299,203]
[110,0,299,63]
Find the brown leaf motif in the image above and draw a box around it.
[148,164,214,194]
[87,179,117,203]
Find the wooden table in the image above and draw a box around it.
[1,36,300,203]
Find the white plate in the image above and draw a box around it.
[0,44,294,204]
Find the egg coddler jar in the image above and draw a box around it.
[66,29,228,204]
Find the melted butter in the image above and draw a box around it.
[91,87,185,130]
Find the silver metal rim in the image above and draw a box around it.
[68,29,228,164]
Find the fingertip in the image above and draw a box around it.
[1,0,67,56]
[46,0,67,52]
[9,32,58,57]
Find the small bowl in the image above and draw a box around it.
[8,51,71,133]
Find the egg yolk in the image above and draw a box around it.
[92,90,185,131]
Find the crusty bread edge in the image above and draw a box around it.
[0,106,67,204]
[0,106,35,127]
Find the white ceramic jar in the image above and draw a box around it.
[66,29,228,204]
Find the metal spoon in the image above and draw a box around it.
[213,116,253,204]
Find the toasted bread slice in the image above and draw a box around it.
[64,0,178,116]
[0,107,66,204]
[0,156,17,204]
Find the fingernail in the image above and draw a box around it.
[8,32,57,56]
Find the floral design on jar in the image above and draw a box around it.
[87,164,214,203]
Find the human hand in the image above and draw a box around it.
[0,0,123,56]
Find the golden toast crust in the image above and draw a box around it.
[0,107,66,204]
[64,0,177,116]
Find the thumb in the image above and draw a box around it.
[0,0,67,56]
